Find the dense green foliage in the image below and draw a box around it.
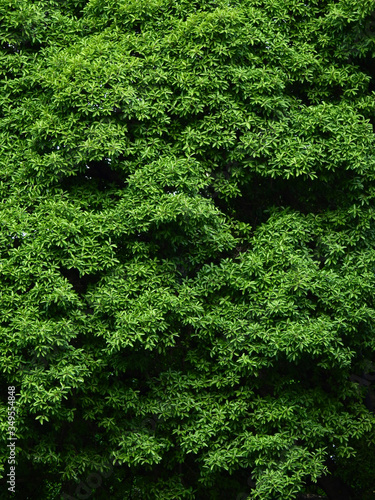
[1,0,375,498]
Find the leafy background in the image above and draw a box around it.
[1,0,375,498]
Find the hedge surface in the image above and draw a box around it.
[1,0,375,498]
